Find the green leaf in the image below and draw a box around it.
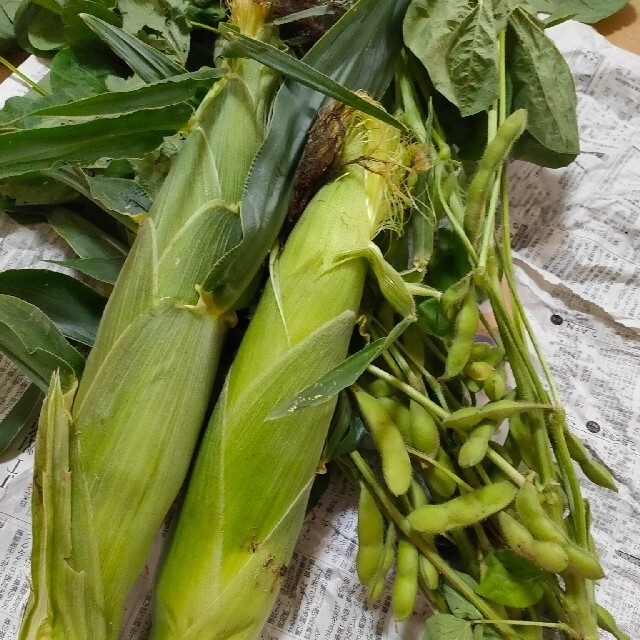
[81,13,185,81]
[14,1,65,55]
[48,257,123,284]
[507,8,579,162]
[428,227,473,292]
[46,206,128,259]
[0,383,42,455]
[404,0,504,117]
[423,614,474,640]
[206,0,411,308]
[268,317,412,419]
[444,573,482,620]
[529,0,627,24]
[0,0,21,50]
[475,550,545,608]
[0,269,106,346]
[323,391,365,462]
[117,0,190,65]
[0,102,192,179]
[417,297,454,338]
[219,24,404,130]
[48,46,116,97]
[84,175,151,215]
[0,294,83,391]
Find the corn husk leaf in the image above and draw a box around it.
[0,383,42,455]
[205,0,411,309]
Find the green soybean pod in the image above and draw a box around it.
[463,360,494,382]
[458,422,496,468]
[507,412,537,470]
[464,109,527,244]
[368,378,395,399]
[418,554,439,590]
[445,290,479,379]
[378,397,412,445]
[483,368,506,401]
[565,429,617,491]
[355,482,385,585]
[354,388,412,496]
[408,481,518,534]
[392,538,419,621]
[499,512,570,574]
[597,604,631,640]
[441,276,471,321]
[367,523,397,603]
[420,448,457,499]
[410,399,439,456]
[515,481,567,546]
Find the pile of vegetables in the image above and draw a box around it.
[0,0,632,639]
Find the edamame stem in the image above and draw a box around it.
[367,365,449,420]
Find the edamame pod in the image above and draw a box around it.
[408,481,518,533]
[565,429,617,492]
[597,604,631,640]
[464,109,527,245]
[392,538,419,621]
[378,397,412,444]
[441,276,471,322]
[367,523,397,603]
[483,368,506,401]
[458,422,496,468]
[444,290,479,379]
[418,554,439,590]
[410,399,440,456]
[515,482,603,576]
[420,448,457,499]
[354,388,412,496]
[442,399,551,431]
[499,512,569,574]
[368,378,395,399]
[507,413,537,469]
[463,361,494,382]
[356,482,385,585]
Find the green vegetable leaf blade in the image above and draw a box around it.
[508,8,579,164]
[474,550,545,608]
[0,294,83,391]
[423,614,474,640]
[0,269,106,346]
[47,257,123,284]
[0,383,42,455]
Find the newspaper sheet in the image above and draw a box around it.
[0,19,639,640]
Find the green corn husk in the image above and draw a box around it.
[153,101,412,640]
[19,3,280,639]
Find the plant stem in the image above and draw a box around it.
[0,56,47,96]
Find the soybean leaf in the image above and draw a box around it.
[529,0,627,23]
[0,269,106,346]
[0,294,83,391]
[444,573,482,620]
[428,227,473,292]
[0,0,21,50]
[48,257,123,284]
[61,0,121,51]
[81,13,185,81]
[49,46,117,97]
[404,0,505,117]
[475,550,545,608]
[268,317,412,419]
[14,1,65,55]
[508,8,579,164]
[117,0,190,65]
[423,614,474,640]
[206,0,411,308]
[417,297,454,338]
[219,23,403,130]
[0,383,42,455]
[0,102,192,179]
